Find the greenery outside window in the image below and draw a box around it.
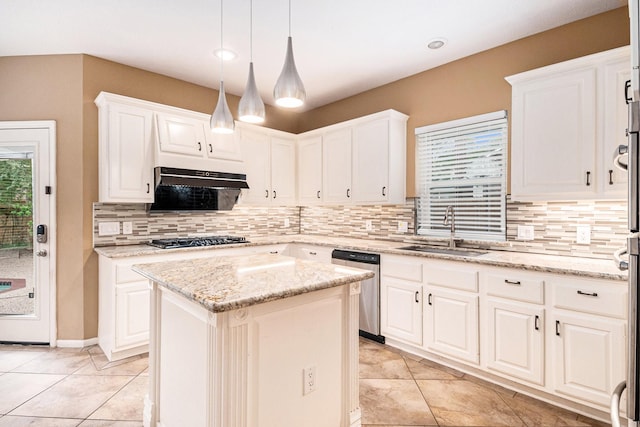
[415,111,507,241]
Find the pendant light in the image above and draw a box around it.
[273,0,305,108]
[238,0,265,123]
[210,0,235,134]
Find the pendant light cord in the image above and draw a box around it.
[220,0,224,79]
[288,0,291,36]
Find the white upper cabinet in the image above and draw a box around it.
[297,136,323,205]
[507,46,629,201]
[323,128,353,204]
[156,112,208,157]
[312,109,408,206]
[240,124,297,206]
[95,92,154,203]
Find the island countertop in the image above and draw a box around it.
[132,253,374,313]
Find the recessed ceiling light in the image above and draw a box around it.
[427,38,447,50]
[214,48,237,61]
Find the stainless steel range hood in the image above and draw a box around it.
[148,167,249,211]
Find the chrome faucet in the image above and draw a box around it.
[443,205,456,248]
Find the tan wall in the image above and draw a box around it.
[0,55,86,339]
[296,7,631,197]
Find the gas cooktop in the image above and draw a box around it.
[148,235,248,249]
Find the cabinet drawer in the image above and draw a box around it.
[424,263,478,292]
[485,273,544,304]
[115,263,145,284]
[551,278,627,319]
[381,255,422,282]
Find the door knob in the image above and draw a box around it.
[36,250,47,257]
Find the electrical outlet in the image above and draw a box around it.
[303,365,317,395]
[397,221,408,233]
[284,218,290,228]
[98,221,120,236]
[122,221,133,235]
[576,225,591,244]
[517,225,534,241]
[365,220,373,231]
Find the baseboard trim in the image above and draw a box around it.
[56,337,99,348]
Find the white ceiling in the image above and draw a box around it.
[0,0,627,111]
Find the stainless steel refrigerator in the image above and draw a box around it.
[611,3,640,426]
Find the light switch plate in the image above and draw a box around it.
[576,225,591,244]
[517,225,534,241]
[98,221,120,236]
[365,220,373,231]
[122,221,133,235]
[397,221,408,233]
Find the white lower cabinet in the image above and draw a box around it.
[552,311,625,406]
[485,298,544,385]
[381,255,423,346]
[381,277,423,345]
[425,287,479,364]
[380,256,627,415]
[115,282,150,349]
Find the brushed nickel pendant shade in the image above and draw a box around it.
[273,0,305,108]
[238,0,265,123]
[211,0,235,134]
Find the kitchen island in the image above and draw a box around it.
[133,253,374,427]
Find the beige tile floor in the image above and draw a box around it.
[0,339,610,426]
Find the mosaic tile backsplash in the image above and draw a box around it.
[94,197,628,261]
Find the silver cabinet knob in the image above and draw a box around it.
[36,250,47,257]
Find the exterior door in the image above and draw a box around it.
[0,121,55,344]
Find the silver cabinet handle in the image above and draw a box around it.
[586,171,591,186]
[265,190,269,198]
[197,141,202,151]
[415,291,420,303]
[609,169,614,185]
[316,190,321,199]
[346,189,351,198]
[577,290,598,297]
[146,183,150,194]
[382,186,386,196]
[209,143,213,153]
[273,190,277,199]
[534,315,539,331]
[504,279,521,285]
[610,380,626,427]
[36,250,47,257]
[427,293,432,305]
[309,252,317,256]
[555,320,560,336]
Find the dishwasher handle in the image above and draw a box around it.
[611,380,626,427]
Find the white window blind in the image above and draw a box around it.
[415,111,507,241]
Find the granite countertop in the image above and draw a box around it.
[97,234,628,281]
[132,253,374,313]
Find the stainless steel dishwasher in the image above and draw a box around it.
[331,249,384,343]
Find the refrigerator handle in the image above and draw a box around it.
[614,247,629,271]
[615,144,628,171]
[611,380,627,427]
[628,102,640,232]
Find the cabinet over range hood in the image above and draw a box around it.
[148,167,249,211]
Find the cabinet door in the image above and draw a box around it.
[298,136,323,205]
[156,113,207,157]
[486,299,544,385]
[103,103,154,202]
[270,137,297,205]
[510,68,597,200]
[352,119,389,203]
[115,281,150,348]
[205,131,243,161]
[425,287,479,364]
[602,56,630,196]
[323,128,352,204]
[240,129,271,205]
[553,311,625,406]
[381,277,422,345]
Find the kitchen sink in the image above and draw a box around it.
[397,245,488,257]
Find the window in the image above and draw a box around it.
[415,111,507,241]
